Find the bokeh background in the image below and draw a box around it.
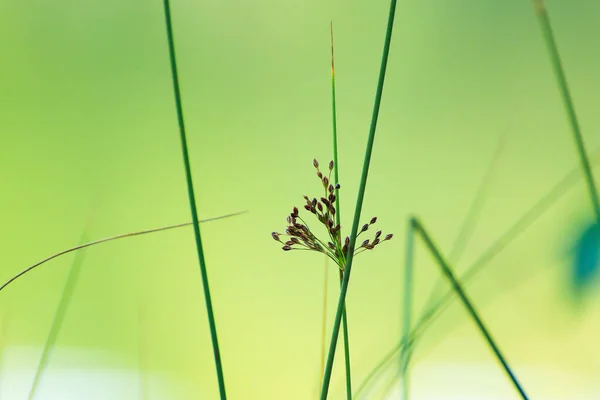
[1,0,600,398]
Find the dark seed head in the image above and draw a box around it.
[370,217,377,225]
[329,193,336,203]
[317,202,323,212]
[285,240,294,246]
[375,230,382,240]
[384,234,393,241]
[372,239,380,246]
[317,171,323,179]
[361,224,369,233]
[272,232,280,241]
[282,245,292,251]
[293,207,299,215]
[312,198,317,207]
[345,236,350,246]
[290,237,300,244]
[329,160,334,171]
[313,159,319,168]
[361,239,370,247]
[335,183,341,189]
[304,204,311,211]
[322,177,329,187]
[328,184,334,193]
[328,242,336,250]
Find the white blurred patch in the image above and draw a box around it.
[0,346,195,400]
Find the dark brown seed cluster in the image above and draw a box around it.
[272,158,392,269]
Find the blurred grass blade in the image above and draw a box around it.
[161,0,227,397]
[400,132,507,399]
[533,0,600,224]
[355,148,600,397]
[28,228,91,400]
[328,21,353,400]
[319,1,399,398]
[0,211,247,293]
[409,217,529,399]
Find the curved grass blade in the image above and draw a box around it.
[161,0,228,396]
[0,211,247,293]
[354,148,600,397]
[533,0,600,225]
[28,227,91,400]
[319,1,399,398]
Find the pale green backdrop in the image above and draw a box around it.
[1,0,599,398]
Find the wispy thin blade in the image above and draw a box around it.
[0,211,248,294]
[28,227,91,400]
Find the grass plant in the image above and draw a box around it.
[2,1,598,399]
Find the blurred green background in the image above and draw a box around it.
[1,0,599,398]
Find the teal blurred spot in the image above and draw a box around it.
[571,222,600,293]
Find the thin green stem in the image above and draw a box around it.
[319,256,329,386]
[28,229,90,400]
[319,1,398,398]
[410,217,529,400]
[533,0,600,226]
[162,3,226,395]
[339,270,352,400]
[330,21,352,400]
[0,211,247,294]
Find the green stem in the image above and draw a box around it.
[161,1,227,398]
[339,270,352,400]
[409,217,529,400]
[319,1,398,398]
[330,21,352,399]
[533,0,600,226]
